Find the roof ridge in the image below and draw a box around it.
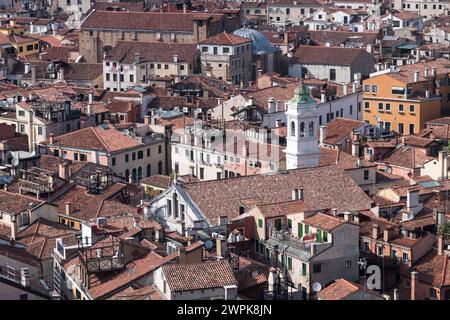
[91,126,111,152]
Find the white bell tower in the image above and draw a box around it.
[284,80,320,170]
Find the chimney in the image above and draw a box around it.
[411,271,419,300]
[438,234,444,256]
[59,161,70,180]
[173,55,178,63]
[49,133,54,144]
[407,188,421,214]
[183,4,187,13]
[134,52,141,64]
[319,125,327,146]
[3,184,7,192]
[65,202,72,215]
[438,150,448,179]
[383,228,393,242]
[393,288,399,300]
[144,115,151,125]
[352,82,357,93]
[325,41,332,47]
[320,92,326,103]
[432,67,437,77]
[257,69,263,78]
[31,64,37,85]
[413,71,420,82]
[20,268,30,288]
[351,131,360,157]
[343,83,348,96]
[178,247,186,264]
[268,267,279,292]
[372,224,379,239]
[58,67,64,80]
[425,90,430,99]
[10,214,17,240]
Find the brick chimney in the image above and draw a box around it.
[438,234,444,256]
[178,247,186,264]
[372,224,379,239]
[411,270,419,300]
[65,202,72,215]
[59,161,70,180]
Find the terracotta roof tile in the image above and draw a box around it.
[162,260,237,292]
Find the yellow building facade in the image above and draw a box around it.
[362,59,450,135]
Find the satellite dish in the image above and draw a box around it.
[312,282,322,293]
[407,213,414,220]
[123,129,130,136]
[9,151,19,167]
[204,239,214,250]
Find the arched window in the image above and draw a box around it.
[137,167,142,181]
[309,121,314,137]
[132,168,137,183]
[125,169,130,181]
[146,164,151,177]
[158,161,163,175]
[300,122,305,137]
[290,121,296,137]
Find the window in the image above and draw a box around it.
[158,145,162,154]
[287,257,292,270]
[398,104,404,112]
[409,123,415,134]
[378,103,383,111]
[402,252,409,262]
[309,121,314,136]
[19,294,28,300]
[164,65,169,70]
[364,102,370,110]
[132,152,136,161]
[345,260,352,268]
[106,73,110,81]
[323,231,328,242]
[385,103,391,112]
[392,87,405,95]
[290,121,296,137]
[364,170,369,181]
[37,126,43,135]
[158,161,163,174]
[146,164,151,177]
[129,74,134,83]
[150,64,154,69]
[364,85,370,92]
[302,262,307,276]
[398,123,404,134]
[312,263,322,273]
[350,105,353,115]
[298,223,303,238]
[113,74,117,81]
[305,225,310,234]
[371,85,378,93]
[329,69,336,81]
[18,110,25,117]
[80,154,87,161]
[138,150,143,159]
[288,219,292,229]
[34,44,39,50]
[19,46,23,53]
[125,154,129,162]
[377,245,383,256]
[112,157,116,166]
[223,47,230,54]
[430,288,437,298]
[199,167,204,180]
[300,122,305,137]
[286,8,290,14]
[409,105,415,113]
[258,219,263,228]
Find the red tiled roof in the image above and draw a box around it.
[162,260,237,292]
[199,31,250,46]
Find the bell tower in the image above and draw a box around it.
[284,80,320,170]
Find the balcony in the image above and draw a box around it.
[78,237,125,274]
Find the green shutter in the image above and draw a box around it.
[317,229,322,242]
[288,257,292,270]
[298,223,303,239]
[288,219,292,229]
[258,219,263,228]
[302,262,307,276]
[323,231,328,242]
[305,225,310,234]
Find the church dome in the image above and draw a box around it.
[232,27,277,55]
